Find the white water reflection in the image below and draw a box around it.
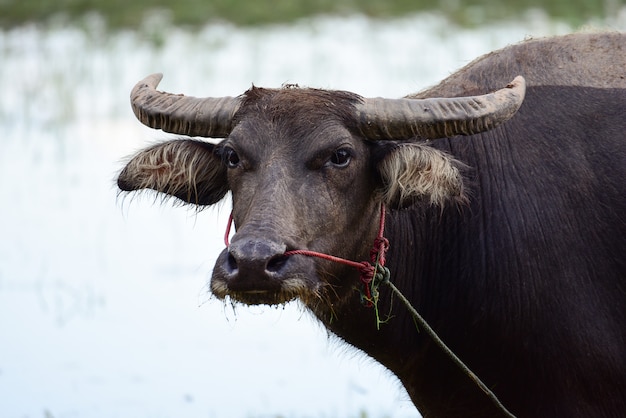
[1,10,624,418]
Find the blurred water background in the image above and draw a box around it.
[1,1,624,417]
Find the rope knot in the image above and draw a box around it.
[357,262,376,284]
[374,264,391,284]
[370,236,390,265]
[358,263,390,308]
[357,262,376,307]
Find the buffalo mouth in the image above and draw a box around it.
[210,248,322,306]
[210,277,319,306]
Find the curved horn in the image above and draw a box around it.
[130,73,241,138]
[357,76,526,140]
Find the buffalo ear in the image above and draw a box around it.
[118,139,228,206]
[376,143,465,209]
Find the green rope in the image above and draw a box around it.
[381,277,517,418]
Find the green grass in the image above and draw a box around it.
[0,0,623,29]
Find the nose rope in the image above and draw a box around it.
[285,204,389,307]
[221,204,516,417]
[223,205,389,307]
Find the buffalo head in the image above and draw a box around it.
[118,73,525,313]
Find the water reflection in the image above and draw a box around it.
[0,11,624,418]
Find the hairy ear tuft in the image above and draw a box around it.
[377,143,465,208]
[118,139,228,206]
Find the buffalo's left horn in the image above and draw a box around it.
[357,76,526,140]
[130,73,241,138]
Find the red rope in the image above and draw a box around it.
[286,205,388,307]
[223,205,389,308]
[224,212,234,247]
[283,249,370,271]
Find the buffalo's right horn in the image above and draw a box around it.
[130,73,241,138]
[357,76,526,141]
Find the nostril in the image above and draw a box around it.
[227,252,238,272]
[266,254,289,273]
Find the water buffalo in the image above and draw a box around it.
[118,32,626,417]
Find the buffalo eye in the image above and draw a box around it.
[222,147,240,169]
[329,148,352,168]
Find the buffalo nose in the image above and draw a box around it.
[225,238,288,279]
